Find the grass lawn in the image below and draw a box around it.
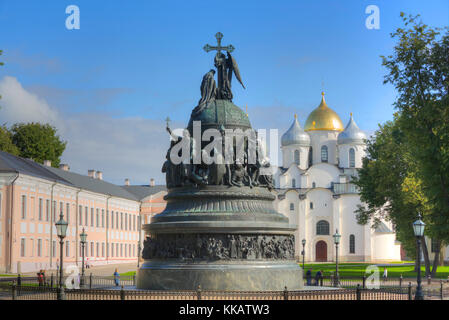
[120,271,136,276]
[302,262,449,279]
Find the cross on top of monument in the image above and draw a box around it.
[203,32,235,55]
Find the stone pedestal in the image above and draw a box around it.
[137,186,303,291]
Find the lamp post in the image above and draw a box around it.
[333,229,341,287]
[301,239,306,270]
[79,228,87,288]
[55,212,68,300]
[413,214,425,300]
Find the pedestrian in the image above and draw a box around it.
[305,268,312,286]
[383,267,388,281]
[42,270,46,286]
[114,268,120,287]
[315,270,322,286]
[37,270,43,287]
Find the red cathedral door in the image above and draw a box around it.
[315,241,327,262]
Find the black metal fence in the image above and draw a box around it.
[0,282,411,301]
[0,274,135,290]
[304,275,406,289]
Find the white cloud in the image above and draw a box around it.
[0,76,59,125]
[0,76,172,185]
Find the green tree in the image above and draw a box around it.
[352,119,431,272]
[0,125,19,156]
[381,13,449,275]
[11,123,66,167]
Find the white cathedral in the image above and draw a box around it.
[273,92,402,263]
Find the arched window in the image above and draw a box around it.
[290,203,294,211]
[292,179,296,188]
[312,182,316,188]
[349,235,355,253]
[308,147,313,167]
[316,220,329,235]
[310,202,314,209]
[294,150,300,165]
[321,145,328,163]
[349,148,355,168]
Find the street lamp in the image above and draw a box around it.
[333,229,341,287]
[55,212,68,300]
[413,214,425,300]
[80,228,87,287]
[301,239,306,270]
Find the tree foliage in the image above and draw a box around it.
[355,13,449,275]
[11,123,66,167]
[0,125,19,156]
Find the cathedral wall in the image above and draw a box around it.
[307,163,341,189]
[308,131,339,166]
[338,144,366,169]
[338,195,366,261]
[372,233,401,261]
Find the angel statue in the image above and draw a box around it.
[214,51,245,101]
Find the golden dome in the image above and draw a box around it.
[304,92,344,132]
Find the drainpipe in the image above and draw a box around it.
[75,188,82,266]
[105,194,112,264]
[8,172,19,274]
[49,181,57,268]
[137,201,142,268]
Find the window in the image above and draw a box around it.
[310,202,314,209]
[37,239,42,257]
[316,220,330,235]
[133,215,136,231]
[308,147,313,167]
[85,207,88,226]
[290,203,294,211]
[120,212,123,230]
[349,148,355,168]
[46,200,50,221]
[312,182,316,188]
[66,241,70,257]
[96,209,99,227]
[20,238,26,257]
[91,208,94,227]
[125,213,128,231]
[52,201,56,222]
[294,150,300,165]
[292,179,296,188]
[321,145,328,163]
[96,242,99,257]
[102,243,105,257]
[349,235,355,254]
[111,211,114,229]
[30,239,34,257]
[116,243,119,257]
[38,199,43,221]
[21,195,27,219]
[59,202,63,219]
[120,244,123,257]
[431,239,439,253]
[90,242,94,257]
[102,210,105,228]
[52,240,56,257]
[79,206,83,225]
[106,211,109,228]
[111,243,114,257]
[66,203,70,224]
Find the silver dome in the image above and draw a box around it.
[338,114,367,145]
[281,115,311,147]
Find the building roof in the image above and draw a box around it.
[0,150,163,202]
[304,92,344,132]
[121,185,167,201]
[0,150,71,185]
[375,222,394,234]
[337,113,367,145]
[45,166,140,201]
[281,114,311,147]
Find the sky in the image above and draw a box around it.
[0,0,448,185]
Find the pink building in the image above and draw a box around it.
[0,150,166,273]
